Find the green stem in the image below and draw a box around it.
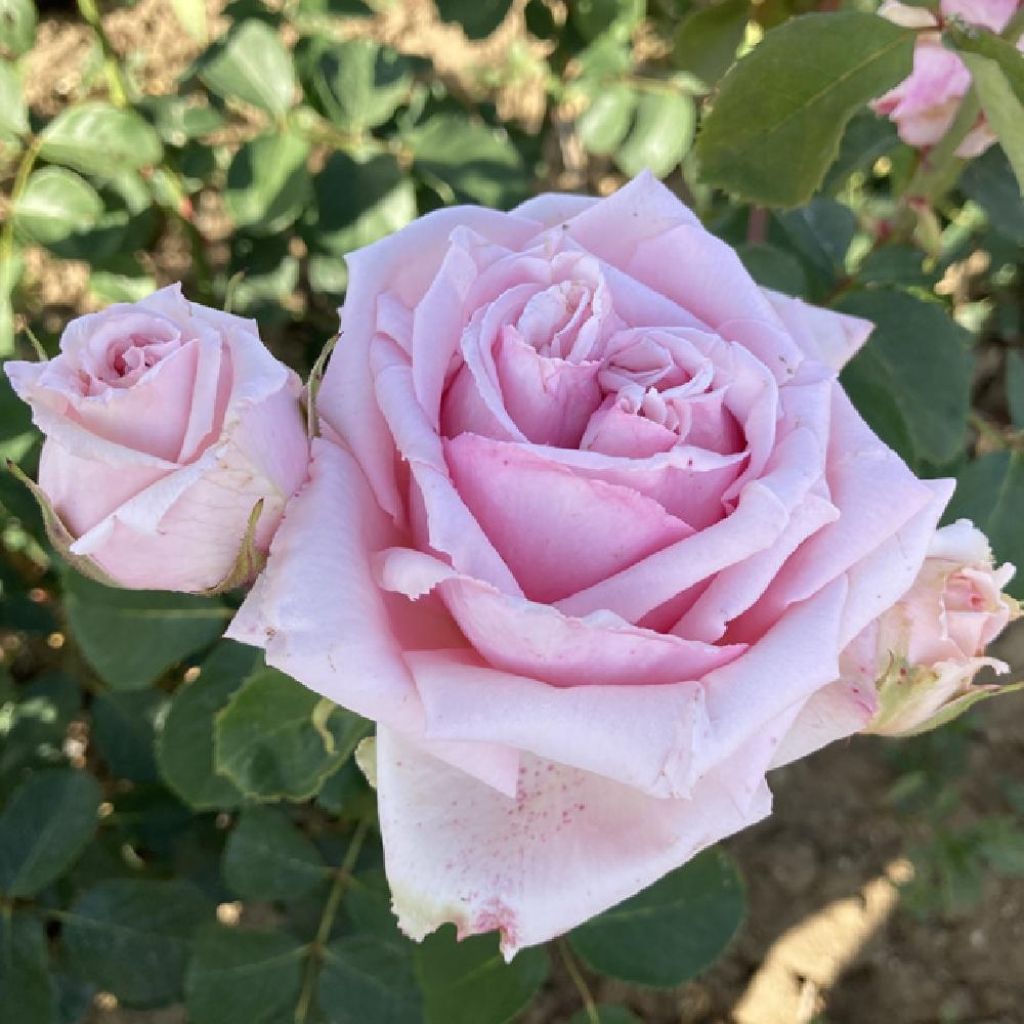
[0,136,41,356]
[558,939,600,1024]
[75,0,130,107]
[294,819,370,1024]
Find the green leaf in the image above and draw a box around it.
[227,235,300,318]
[0,59,26,136]
[64,571,228,690]
[215,667,369,802]
[736,242,809,296]
[569,0,644,41]
[0,912,55,1024]
[140,95,224,146]
[821,109,899,195]
[948,23,1024,107]
[673,0,749,87]
[155,641,256,811]
[62,879,211,1007]
[88,262,157,305]
[319,935,423,1024]
[91,691,167,784]
[945,451,1024,599]
[568,848,744,987]
[414,926,549,1024]
[298,37,412,131]
[200,20,296,117]
[223,806,327,902]
[961,146,1024,243]
[837,289,973,468]
[408,114,529,208]
[577,84,637,156]
[12,167,104,246]
[224,130,311,234]
[0,768,100,897]
[435,0,512,38]
[568,1009,642,1024]
[0,673,80,781]
[1007,350,1024,429]
[39,102,163,177]
[0,0,36,57]
[615,89,694,179]
[184,924,305,1024]
[959,50,1024,192]
[696,13,915,206]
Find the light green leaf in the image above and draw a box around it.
[414,926,549,1024]
[319,935,423,1024]
[673,0,749,87]
[948,23,1024,106]
[223,806,327,902]
[39,102,163,176]
[62,879,211,1007]
[577,84,637,156]
[200,20,296,117]
[696,13,915,206]
[215,667,369,802]
[435,0,512,38]
[959,50,1024,193]
[184,925,305,1024]
[155,641,255,811]
[224,130,311,234]
[837,289,973,468]
[568,849,744,987]
[0,769,100,898]
[88,263,157,305]
[0,0,36,57]
[0,912,55,1024]
[0,59,27,136]
[64,572,228,690]
[615,88,695,178]
[12,167,103,246]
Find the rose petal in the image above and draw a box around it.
[761,289,874,372]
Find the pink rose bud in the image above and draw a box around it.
[871,0,1024,159]
[5,285,310,593]
[844,520,1020,737]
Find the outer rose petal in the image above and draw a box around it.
[375,724,776,957]
[511,192,599,228]
[941,0,1018,32]
[761,288,874,371]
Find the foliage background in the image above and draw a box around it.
[2,0,1024,1021]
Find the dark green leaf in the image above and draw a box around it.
[62,879,211,1007]
[200,20,296,117]
[1007,350,1024,429]
[773,197,856,298]
[736,242,809,296]
[435,0,512,38]
[91,691,167,784]
[961,146,1024,244]
[855,244,935,289]
[155,641,256,811]
[0,0,36,57]
[568,1009,642,1024]
[0,912,55,1024]
[0,673,79,781]
[319,935,423,1024]
[64,571,228,690]
[39,102,163,177]
[821,108,900,194]
[673,0,749,87]
[185,924,305,1024]
[696,13,915,206]
[577,84,636,156]
[838,289,973,467]
[215,667,369,802]
[568,849,744,987]
[408,114,529,208]
[615,89,694,178]
[225,131,311,234]
[228,235,300,318]
[0,769,100,897]
[414,926,549,1024]
[223,806,327,902]
[0,59,26,136]
[12,168,103,246]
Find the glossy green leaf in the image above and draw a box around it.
[0,912,55,1024]
[215,667,369,802]
[155,641,256,811]
[39,102,163,176]
[200,20,296,117]
[12,167,103,246]
[184,925,305,1024]
[0,59,26,136]
[568,849,744,987]
[319,935,423,1024]
[577,84,636,156]
[673,0,749,87]
[224,130,311,234]
[0,0,36,57]
[0,769,100,897]
[414,926,549,1024]
[616,89,695,178]
[64,571,228,690]
[435,0,512,38]
[91,691,167,784]
[408,114,529,208]
[62,879,211,1006]
[223,806,327,902]
[696,13,915,206]
[837,289,973,467]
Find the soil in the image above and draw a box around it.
[15,2,1024,1022]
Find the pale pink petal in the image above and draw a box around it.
[511,192,598,228]
[761,288,875,371]
[941,0,1018,32]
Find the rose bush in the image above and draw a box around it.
[4,285,309,592]
[871,0,1023,157]
[229,173,956,954]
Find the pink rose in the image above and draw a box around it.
[871,0,1023,158]
[229,173,952,954]
[5,285,309,593]
[841,520,1019,737]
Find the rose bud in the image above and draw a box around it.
[870,0,1024,159]
[848,519,1020,737]
[5,285,309,593]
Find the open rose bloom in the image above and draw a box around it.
[225,173,1008,954]
[871,0,1024,158]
